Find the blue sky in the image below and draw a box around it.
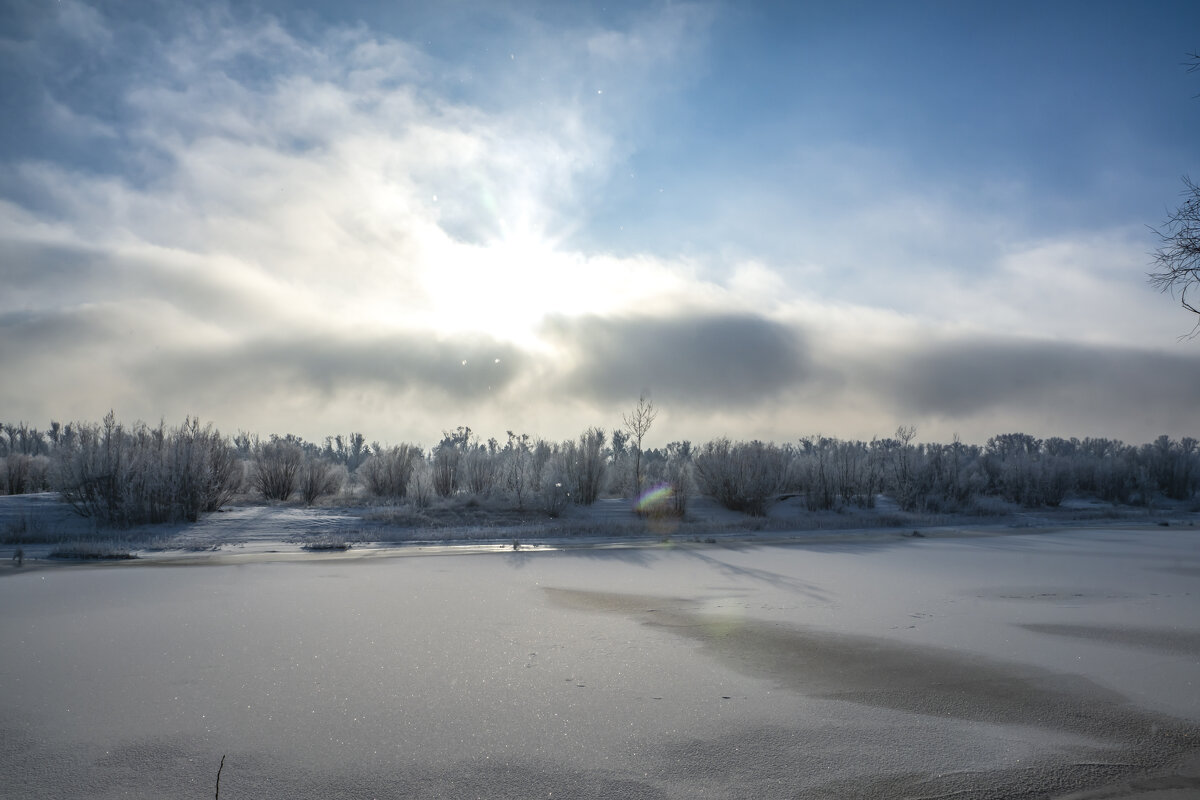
[1,0,1198,446]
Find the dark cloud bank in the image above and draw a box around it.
[869,337,1200,427]
[541,312,815,406]
[136,335,527,402]
[2,302,1198,442]
[541,312,1200,438]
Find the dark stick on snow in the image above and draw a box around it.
[215,754,225,800]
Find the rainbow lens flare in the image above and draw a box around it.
[635,483,675,514]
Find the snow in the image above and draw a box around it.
[1,518,1198,798]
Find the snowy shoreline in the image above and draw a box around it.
[3,490,1197,569]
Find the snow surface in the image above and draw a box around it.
[1,523,1199,798]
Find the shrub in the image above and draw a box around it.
[541,454,570,517]
[564,427,608,505]
[359,444,419,499]
[4,454,51,495]
[252,439,303,501]
[503,432,533,510]
[661,440,692,516]
[462,444,499,497]
[302,534,350,551]
[54,414,240,526]
[200,431,243,512]
[693,438,785,516]
[48,541,137,560]
[299,458,344,505]
[408,459,434,508]
[543,478,569,517]
[432,444,460,497]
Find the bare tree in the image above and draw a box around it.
[664,440,692,516]
[1150,175,1200,329]
[1149,53,1200,334]
[890,424,919,511]
[432,426,470,498]
[622,393,657,496]
[503,431,532,510]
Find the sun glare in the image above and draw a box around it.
[420,228,616,346]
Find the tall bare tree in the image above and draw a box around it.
[1150,175,1200,328]
[1149,53,1200,334]
[623,393,657,496]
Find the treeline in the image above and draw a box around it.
[0,416,1197,527]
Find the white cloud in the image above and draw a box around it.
[0,3,734,437]
[1,1,1195,446]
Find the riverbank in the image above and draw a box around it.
[3,491,1196,569]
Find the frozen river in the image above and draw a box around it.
[2,527,1199,798]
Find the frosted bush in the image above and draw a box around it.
[564,427,607,505]
[4,454,51,495]
[55,414,240,525]
[252,439,303,501]
[359,444,419,499]
[408,458,434,508]
[694,438,785,516]
[299,458,345,505]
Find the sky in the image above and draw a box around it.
[2,0,1199,449]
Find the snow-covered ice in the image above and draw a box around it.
[1,527,1198,798]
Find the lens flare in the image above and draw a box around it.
[635,483,674,514]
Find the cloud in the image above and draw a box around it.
[0,2,713,323]
[0,306,116,359]
[542,312,814,406]
[0,295,529,436]
[812,330,1200,443]
[0,2,1196,447]
[0,3,732,440]
[134,332,527,404]
[868,337,1200,419]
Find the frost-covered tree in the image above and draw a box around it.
[564,427,608,505]
[663,440,692,516]
[503,432,533,510]
[463,438,500,497]
[622,394,657,497]
[526,438,551,494]
[3,454,50,495]
[541,451,570,517]
[408,457,434,508]
[432,427,470,497]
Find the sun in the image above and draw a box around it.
[419,226,611,346]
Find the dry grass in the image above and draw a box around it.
[48,540,138,560]
[0,512,46,544]
[301,534,352,551]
